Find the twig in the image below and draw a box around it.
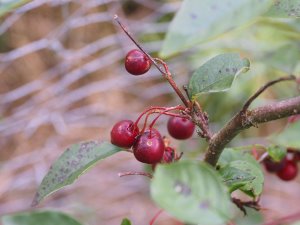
[231,197,260,216]
[118,171,153,179]
[241,75,296,114]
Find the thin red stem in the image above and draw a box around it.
[134,106,167,127]
[149,209,164,225]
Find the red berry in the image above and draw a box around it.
[276,160,298,181]
[263,157,286,173]
[110,120,139,148]
[167,117,195,140]
[162,147,175,163]
[133,130,165,164]
[125,49,151,75]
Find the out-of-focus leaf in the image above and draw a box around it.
[188,53,250,98]
[160,0,274,57]
[234,208,263,225]
[266,0,300,18]
[1,211,82,225]
[32,141,122,206]
[0,0,31,17]
[121,218,131,225]
[151,161,233,225]
[267,145,286,162]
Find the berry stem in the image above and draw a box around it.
[118,171,153,179]
[114,15,190,108]
[149,209,164,225]
[134,106,167,127]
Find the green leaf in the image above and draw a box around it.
[121,218,131,225]
[270,120,300,148]
[234,208,263,225]
[264,43,300,73]
[160,0,274,57]
[219,166,255,193]
[267,145,286,162]
[151,160,233,225]
[1,210,83,225]
[222,160,264,197]
[188,53,250,98]
[265,0,300,18]
[0,0,31,18]
[32,141,122,206]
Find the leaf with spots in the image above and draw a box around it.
[121,218,131,225]
[151,161,233,225]
[221,160,264,197]
[188,53,250,98]
[0,0,31,18]
[265,0,300,18]
[269,120,300,149]
[32,141,122,206]
[160,0,274,57]
[1,210,83,225]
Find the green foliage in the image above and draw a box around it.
[270,120,300,148]
[1,211,83,225]
[160,0,274,57]
[266,0,300,18]
[32,141,122,206]
[188,53,250,98]
[234,208,263,225]
[267,145,286,162]
[121,218,132,225]
[218,148,264,197]
[0,0,31,17]
[151,161,233,225]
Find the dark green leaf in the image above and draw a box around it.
[160,0,273,57]
[219,166,255,193]
[0,0,31,17]
[32,141,122,206]
[188,53,250,98]
[265,0,300,18]
[151,160,233,225]
[222,160,264,197]
[1,210,83,225]
[270,120,300,148]
[121,218,131,225]
[267,145,286,162]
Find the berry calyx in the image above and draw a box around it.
[133,130,165,164]
[167,117,195,140]
[125,49,151,75]
[276,159,298,181]
[110,120,139,148]
[263,157,286,173]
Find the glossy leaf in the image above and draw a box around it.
[151,160,232,225]
[1,211,83,225]
[188,53,250,98]
[224,160,264,197]
[219,166,255,193]
[270,120,300,148]
[267,145,286,162]
[0,0,31,17]
[32,141,122,206]
[266,0,300,18]
[160,0,273,57]
[121,218,131,225]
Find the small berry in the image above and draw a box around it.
[125,49,151,75]
[110,120,139,148]
[133,130,165,164]
[162,147,175,163]
[276,160,298,181]
[263,157,286,173]
[167,117,195,140]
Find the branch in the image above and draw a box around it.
[205,96,300,166]
[241,75,296,113]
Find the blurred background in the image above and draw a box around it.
[0,0,299,224]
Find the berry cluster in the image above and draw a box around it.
[263,148,300,181]
[111,49,195,165]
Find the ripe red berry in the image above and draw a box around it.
[133,130,165,164]
[263,157,286,173]
[276,160,298,181]
[167,117,195,140]
[125,49,151,75]
[110,120,139,148]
